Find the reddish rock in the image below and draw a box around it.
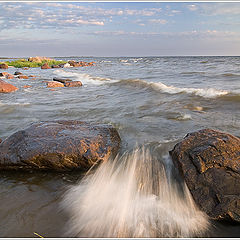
[6,74,14,79]
[0,79,18,93]
[22,67,29,70]
[17,75,29,79]
[28,75,37,78]
[52,65,61,68]
[0,120,121,171]
[29,56,53,63]
[0,63,8,69]
[46,81,64,88]
[65,81,82,87]
[41,63,51,69]
[23,85,32,88]
[0,72,9,77]
[170,129,240,223]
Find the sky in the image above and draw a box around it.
[0,2,240,57]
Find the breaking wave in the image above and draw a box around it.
[62,147,209,238]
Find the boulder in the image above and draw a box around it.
[46,81,64,88]
[41,63,51,69]
[0,79,18,93]
[17,75,28,79]
[14,71,23,75]
[28,75,37,78]
[53,77,72,84]
[0,120,121,171]
[29,56,53,63]
[65,81,82,87]
[0,63,8,69]
[170,129,240,222]
[52,65,61,68]
[23,85,32,89]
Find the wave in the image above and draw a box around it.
[53,70,112,85]
[62,147,209,237]
[113,79,229,98]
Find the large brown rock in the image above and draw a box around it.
[170,129,240,222]
[0,80,18,93]
[0,121,121,171]
[53,77,72,84]
[0,63,8,69]
[46,81,64,88]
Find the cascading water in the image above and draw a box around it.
[62,147,209,238]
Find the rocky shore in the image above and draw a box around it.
[0,56,95,92]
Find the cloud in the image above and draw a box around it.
[149,19,168,24]
[187,4,198,11]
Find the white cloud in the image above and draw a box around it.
[187,4,198,11]
[149,19,168,25]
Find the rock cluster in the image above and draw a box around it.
[0,120,121,171]
[47,78,82,88]
[170,128,240,223]
[28,56,53,63]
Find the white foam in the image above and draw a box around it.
[53,70,111,85]
[62,147,209,238]
[150,82,228,98]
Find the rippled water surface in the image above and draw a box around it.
[0,56,239,237]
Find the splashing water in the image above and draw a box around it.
[62,147,209,238]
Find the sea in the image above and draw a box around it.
[0,56,239,237]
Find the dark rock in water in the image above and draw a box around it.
[14,71,23,75]
[170,129,240,223]
[65,81,82,87]
[0,63,8,69]
[53,77,72,84]
[0,120,121,171]
[0,79,18,93]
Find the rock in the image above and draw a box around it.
[0,120,121,171]
[0,72,9,77]
[0,63,8,69]
[52,65,61,68]
[0,139,2,144]
[68,61,82,67]
[41,63,51,69]
[28,56,53,63]
[17,75,29,79]
[23,85,32,88]
[28,75,37,78]
[5,74,14,79]
[65,81,82,87]
[22,67,29,70]
[14,71,23,75]
[46,81,64,88]
[53,77,72,84]
[170,129,240,222]
[0,79,18,93]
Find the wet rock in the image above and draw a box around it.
[46,81,64,88]
[23,85,32,88]
[28,75,37,78]
[52,65,61,68]
[17,75,29,79]
[5,74,14,79]
[0,72,9,77]
[22,67,29,70]
[0,63,8,69]
[0,79,18,93]
[53,77,72,84]
[170,129,240,223]
[65,81,82,87]
[0,120,121,171]
[41,63,51,69]
[14,71,23,75]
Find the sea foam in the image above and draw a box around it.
[62,147,209,238]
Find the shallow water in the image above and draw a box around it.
[0,56,239,237]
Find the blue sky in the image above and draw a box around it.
[0,2,240,57]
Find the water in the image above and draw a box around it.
[0,56,239,237]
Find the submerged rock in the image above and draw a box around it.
[170,129,240,223]
[0,79,18,93]
[17,75,29,79]
[0,120,121,171]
